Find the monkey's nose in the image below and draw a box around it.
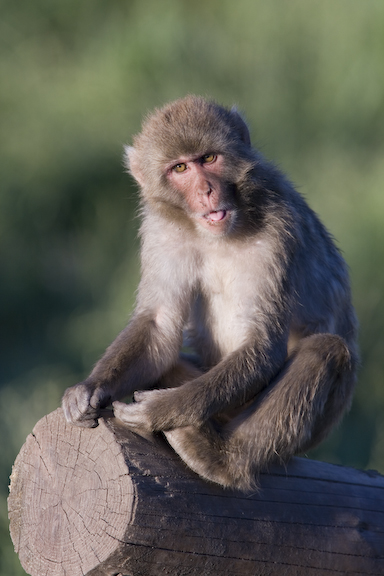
[199,185,212,197]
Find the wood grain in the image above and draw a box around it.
[8,408,384,576]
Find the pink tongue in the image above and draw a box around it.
[209,210,226,221]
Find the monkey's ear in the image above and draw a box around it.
[124,145,146,187]
[230,106,251,147]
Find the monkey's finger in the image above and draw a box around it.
[112,401,150,428]
[89,387,112,410]
[112,401,140,424]
[62,401,99,427]
[62,383,99,427]
[71,415,99,428]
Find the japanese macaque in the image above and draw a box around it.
[62,95,358,490]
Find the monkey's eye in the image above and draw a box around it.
[202,154,216,164]
[173,162,187,173]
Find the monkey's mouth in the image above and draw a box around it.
[204,210,228,223]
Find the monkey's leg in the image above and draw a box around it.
[165,334,357,491]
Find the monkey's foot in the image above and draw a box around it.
[113,400,153,430]
[164,425,242,490]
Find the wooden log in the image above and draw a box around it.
[8,408,384,576]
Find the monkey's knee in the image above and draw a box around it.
[227,334,357,465]
[301,334,357,402]
[297,333,356,372]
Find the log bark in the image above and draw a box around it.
[8,408,384,576]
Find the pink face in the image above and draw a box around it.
[166,154,233,235]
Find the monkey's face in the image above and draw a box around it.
[126,96,257,237]
[165,152,237,235]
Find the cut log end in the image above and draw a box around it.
[9,409,134,576]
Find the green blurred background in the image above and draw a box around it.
[1,0,384,573]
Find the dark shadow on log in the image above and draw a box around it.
[8,408,384,576]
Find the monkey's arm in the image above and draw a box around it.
[62,307,186,427]
[113,321,290,431]
[62,227,196,427]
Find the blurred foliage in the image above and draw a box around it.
[1,0,384,573]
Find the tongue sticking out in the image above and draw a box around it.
[207,210,226,222]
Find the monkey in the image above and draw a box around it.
[62,95,358,491]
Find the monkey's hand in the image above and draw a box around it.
[113,388,187,431]
[62,380,112,428]
[113,398,153,430]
